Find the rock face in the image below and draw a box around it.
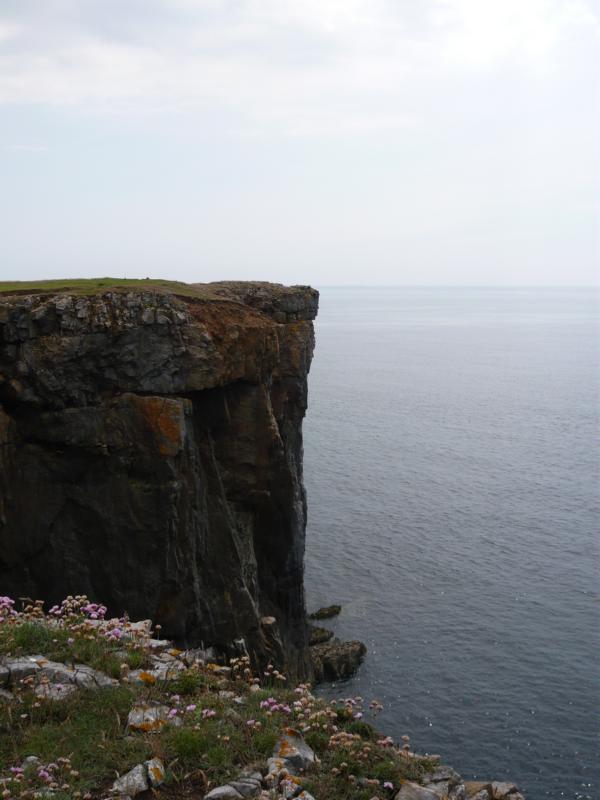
[0,282,318,678]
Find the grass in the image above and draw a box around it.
[0,277,217,299]
[0,600,442,799]
[0,620,151,678]
[0,686,151,796]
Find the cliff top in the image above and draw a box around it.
[0,278,319,323]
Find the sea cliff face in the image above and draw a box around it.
[0,281,318,678]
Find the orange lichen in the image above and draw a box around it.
[131,719,165,732]
[130,396,185,457]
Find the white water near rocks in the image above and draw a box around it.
[303,287,599,800]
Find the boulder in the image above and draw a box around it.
[145,757,166,788]
[127,703,182,732]
[310,638,366,682]
[273,728,317,773]
[205,787,243,799]
[425,765,462,787]
[308,605,341,620]
[465,783,492,798]
[308,625,334,645]
[35,682,77,701]
[111,764,149,796]
[395,782,440,800]
[228,778,262,797]
[491,783,518,799]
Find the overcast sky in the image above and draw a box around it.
[1,0,598,286]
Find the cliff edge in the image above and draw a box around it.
[0,280,318,678]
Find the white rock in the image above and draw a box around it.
[4,656,42,682]
[111,764,149,796]
[147,638,171,650]
[127,704,182,732]
[228,779,261,797]
[72,663,118,688]
[273,730,316,773]
[491,783,518,799]
[21,756,42,769]
[145,758,165,787]
[395,782,440,800]
[205,786,243,799]
[267,756,290,776]
[35,682,77,701]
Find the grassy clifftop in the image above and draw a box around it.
[0,278,214,299]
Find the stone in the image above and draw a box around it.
[491,783,518,799]
[280,776,304,798]
[427,781,450,798]
[127,704,182,732]
[425,766,462,786]
[228,779,261,796]
[464,783,492,798]
[71,663,118,688]
[2,656,42,683]
[449,785,467,800]
[145,757,166,788]
[273,729,316,773]
[21,756,42,769]
[0,282,319,680]
[395,783,440,800]
[205,787,243,799]
[470,793,491,800]
[239,771,263,782]
[308,625,334,645]
[35,682,77,701]
[310,638,367,682]
[267,757,290,776]
[147,638,171,651]
[308,605,341,620]
[0,688,13,702]
[111,764,149,796]
[33,659,117,690]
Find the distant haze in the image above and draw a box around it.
[0,0,598,286]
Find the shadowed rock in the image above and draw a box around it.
[0,281,318,679]
[310,637,366,682]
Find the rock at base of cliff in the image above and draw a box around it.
[310,638,366,682]
[308,625,334,645]
[308,604,341,620]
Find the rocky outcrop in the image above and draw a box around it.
[310,638,367,682]
[0,281,318,678]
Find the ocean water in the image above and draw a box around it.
[303,287,599,800]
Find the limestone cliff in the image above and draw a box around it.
[0,281,318,678]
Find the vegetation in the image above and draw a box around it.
[0,277,216,299]
[0,597,437,799]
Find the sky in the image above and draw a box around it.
[0,0,598,286]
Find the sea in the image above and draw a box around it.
[302,287,599,800]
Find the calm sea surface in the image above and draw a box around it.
[303,287,599,800]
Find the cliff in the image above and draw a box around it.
[0,280,318,678]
